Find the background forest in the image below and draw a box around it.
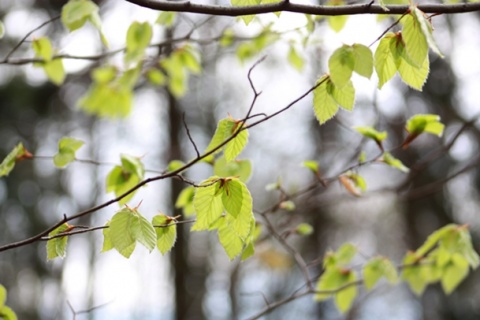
[1,0,480,319]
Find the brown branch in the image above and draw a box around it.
[125,1,480,17]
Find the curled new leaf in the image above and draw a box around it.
[152,214,177,255]
[53,137,84,168]
[382,152,409,173]
[106,154,145,205]
[46,223,71,260]
[354,126,387,150]
[403,114,444,148]
[0,143,32,177]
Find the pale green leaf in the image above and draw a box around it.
[153,215,177,255]
[167,160,185,172]
[354,126,388,142]
[131,213,156,252]
[352,44,373,78]
[288,45,305,72]
[225,125,248,162]
[156,12,176,27]
[106,154,144,205]
[411,7,444,58]
[328,15,348,33]
[382,152,409,173]
[315,269,344,301]
[302,160,319,174]
[328,79,355,111]
[402,12,428,67]
[43,58,66,85]
[179,47,202,74]
[441,254,469,294]
[222,179,244,218]
[328,45,355,87]
[125,21,152,65]
[0,305,17,320]
[109,209,137,258]
[313,75,339,124]
[205,118,236,155]
[374,33,398,89]
[33,37,54,61]
[101,221,113,252]
[61,0,98,32]
[335,271,357,313]
[214,157,252,183]
[0,284,5,307]
[192,178,223,230]
[146,69,167,86]
[92,66,117,84]
[0,143,31,177]
[175,186,196,217]
[363,257,398,290]
[324,243,357,269]
[231,0,260,25]
[217,216,245,259]
[46,223,70,260]
[397,50,429,91]
[53,137,84,168]
[406,114,444,137]
[295,223,313,236]
[415,224,456,257]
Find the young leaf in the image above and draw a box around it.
[352,44,373,79]
[61,0,98,31]
[167,160,185,172]
[328,79,355,111]
[106,154,145,205]
[109,208,137,258]
[288,45,305,72]
[302,160,320,175]
[326,0,348,32]
[402,12,428,67]
[315,268,358,314]
[382,152,409,173]
[230,0,260,25]
[441,254,469,294]
[411,7,444,58]
[53,137,84,168]
[152,215,177,255]
[295,223,314,236]
[216,216,245,260]
[101,221,113,252]
[124,21,153,65]
[328,45,355,87]
[313,76,339,124]
[374,33,398,89]
[225,125,248,162]
[32,37,65,85]
[131,213,156,252]
[222,179,245,218]
[46,223,70,260]
[156,12,176,27]
[324,243,357,269]
[335,271,358,313]
[0,305,17,320]
[354,126,387,142]
[205,118,248,161]
[406,114,444,137]
[214,157,252,183]
[175,186,196,217]
[396,48,430,91]
[0,143,32,177]
[0,284,5,307]
[363,257,398,290]
[401,252,429,295]
[146,69,167,86]
[192,177,223,230]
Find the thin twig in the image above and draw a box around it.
[183,113,200,158]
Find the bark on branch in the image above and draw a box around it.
[125,0,480,17]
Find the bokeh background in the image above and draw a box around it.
[1,0,480,319]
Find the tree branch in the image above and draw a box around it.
[125,0,480,17]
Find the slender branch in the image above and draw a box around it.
[125,1,480,17]
[182,113,200,158]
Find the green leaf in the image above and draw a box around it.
[92,65,117,83]
[32,37,65,85]
[328,79,355,111]
[302,160,319,174]
[382,152,409,173]
[344,172,367,193]
[53,137,84,168]
[205,118,248,161]
[79,82,133,117]
[0,305,17,320]
[0,284,5,307]
[354,126,388,142]
[156,12,176,27]
[124,21,153,65]
[401,254,429,295]
[411,7,444,58]
[216,216,245,259]
[363,257,398,290]
[214,157,252,183]
[192,177,223,230]
[295,223,313,236]
[230,0,260,25]
[167,160,185,172]
[0,143,32,177]
[109,208,137,258]
[153,215,177,255]
[0,21,5,39]
[178,46,202,74]
[175,186,196,217]
[402,12,428,67]
[46,223,70,260]
[146,69,167,86]
[397,49,429,91]
[313,76,339,124]
[441,254,469,294]
[101,221,113,252]
[288,45,305,72]
[352,44,373,78]
[406,114,444,137]
[160,53,187,97]
[131,213,156,252]
[335,271,357,313]
[324,243,357,269]
[374,33,398,89]
[106,154,144,205]
[329,45,355,87]
[222,179,244,218]
[61,0,98,31]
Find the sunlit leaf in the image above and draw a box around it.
[402,12,428,67]
[46,223,70,260]
[411,7,444,58]
[295,223,313,236]
[441,254,469,294]
[156,12,176,27]
[152,214,177,255]
[61,0,98,31]
[302,160,320,175]
[32,37,65,85]
[131,212,156,252]
[352,43,373,79]
[324,243,357,269]
[231,0,260,25]
[329,45,355,87]
[0,305,17,320]
[406,114,444,137]
[106,154,144,205]
[382,152,409,173]
[53,137,84,168]
[288,45,305,72]
[125,21,152,65]
[363,257,398,290]
[192,177,223,230]
[374,33,398,89]
[313,75,339,124]
[101,221,113,252]
[109,208,137,258]
[175,186,196,217]
[214,157,252,183]
[0,143,32,177]
[335,271,357,313]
